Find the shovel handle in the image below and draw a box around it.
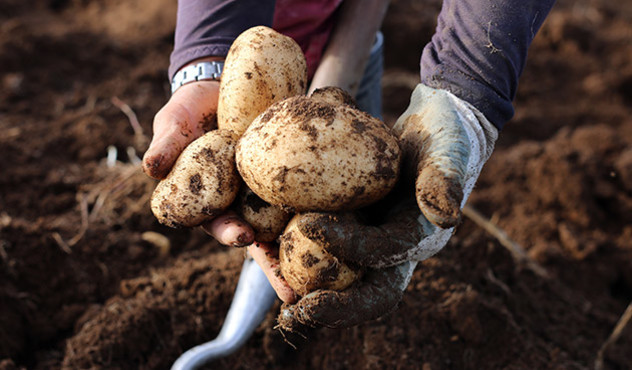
[172,256,277,370]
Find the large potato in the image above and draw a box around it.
[151,130,240,228]
[218,26,308,136]
[279,214,359,296]
[235,187,292,242]
[236,92,401,212]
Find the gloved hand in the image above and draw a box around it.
[277,83,498,330]
[142,58,255,247]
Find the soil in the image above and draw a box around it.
[1,0,631,369]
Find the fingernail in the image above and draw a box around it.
[142,153,168,179]
[232,232,251,247]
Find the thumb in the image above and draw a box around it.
[277,261,416,330]
[142,81,220,179]
[297,205,424,268]
[394,85,471,228]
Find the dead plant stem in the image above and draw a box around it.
[595,301,632,370]
[462,204,549,278]
[111,96,143,138]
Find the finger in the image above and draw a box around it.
[277,261,416,331]
[248,242,298,304]
[297,205,424,268]
[414,148,467,229]
[201,212,254,247]
[394,85,471,228]
[142,81,220,179]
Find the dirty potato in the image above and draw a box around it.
[218,26,308,136]
[235,187,292,242]
[310,86,358,108]
[279,214,359,296]
[236,91,401,212]
[151,129,240,228]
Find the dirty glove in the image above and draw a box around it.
[277,84,498,330]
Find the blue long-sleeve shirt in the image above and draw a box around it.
[170,0,556,130]
[420,1,556,129]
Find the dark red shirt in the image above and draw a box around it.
[169,0,341,81]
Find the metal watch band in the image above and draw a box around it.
[171,61,224,94]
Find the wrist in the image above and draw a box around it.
[447,92,497,208]
[446,91,498,161]
[171,56,226,95]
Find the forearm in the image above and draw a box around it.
[169,0,275,80]
[420,0,557,130]
[309,0,390,95]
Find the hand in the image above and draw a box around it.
[247,242,298,304]
[142,58,255,247]
[277,84,499,330]
[142,79,220,180]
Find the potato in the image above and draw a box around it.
[235,187,292,242]
[218,26,308,136]
[279,214,360,296]
[151,27,305,230]
[236,91,401,212]
[151,129,240,228]
[310,86,358,108]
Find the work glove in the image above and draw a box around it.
[277,83,498,330]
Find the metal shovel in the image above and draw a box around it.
[171,256,277,370]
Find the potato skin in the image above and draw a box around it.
[310,86,358,108]
[279,214,359,296]
[235,187,292,242]
[218,26,308,136]
[150,130,241,228]
[236,95,401,212]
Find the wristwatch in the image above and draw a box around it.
[171,61,224,94]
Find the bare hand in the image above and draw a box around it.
[143,67,254,247]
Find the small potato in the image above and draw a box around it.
[279,214,359,296]
[236,92,401,212]
[235,187,292,242]
[218,26,308,136]
[151,130,240,228]
[310,86,358,108]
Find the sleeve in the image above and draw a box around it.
[169,0,276,80]
[419,0,557,130]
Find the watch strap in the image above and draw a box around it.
[171,61,224,94]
